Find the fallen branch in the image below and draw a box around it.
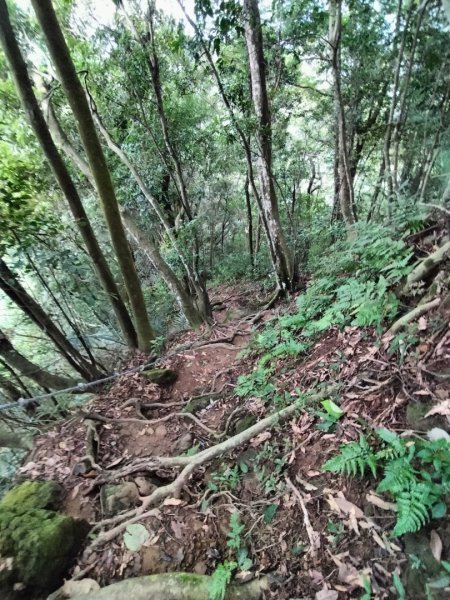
[385,297,441,335]
[285,475,320,558]
[88,386,336,547]
[402,240,450,295]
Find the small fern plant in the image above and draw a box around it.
[208,560,237,600]
[322,429,450,536]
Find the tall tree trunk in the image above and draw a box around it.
[0,374,23,402]
[31,0,154,351]
[243,0,293,291]
[0,329,76,390]
[0,0,138,351]
[177,0,288,288]
[329,0,355,233]
[0,258,99,380]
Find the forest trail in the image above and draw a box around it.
[18,270,450,599]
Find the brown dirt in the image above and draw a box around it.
[17,281,450,599]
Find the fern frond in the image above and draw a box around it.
[392,483,431,536]
[377,457,416,495]
[322,435,378,477]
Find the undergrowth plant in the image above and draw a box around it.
[322,428,450,536]
[235,224,415,406]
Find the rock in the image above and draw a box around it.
[174,433,194,454]
[100,482,140,517]
[141,368,177,387]
[0,506,89,593]
[0,480,64,512]
[134,477,158,497]
[47,578,100,599]
[154,424,167,438]
[183,395,212,414]
[232,415,257,435]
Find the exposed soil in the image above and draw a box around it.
[17,279,450,599]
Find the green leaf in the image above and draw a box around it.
[263,503,278,523]
[123,523,149,552]
[393,573,406,599]
[321,399,343,420]
[431,502,447,519]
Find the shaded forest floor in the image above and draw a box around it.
[20,276,450,599]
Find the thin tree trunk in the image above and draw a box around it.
[0,258,99,381]
[120,3,212,320]
[0,0,139,351]
[0,375,23,402]
[243,0,292,291]
[0,329,76,390]
[31,0,154,351]
[245,171,255,268]
[0,359,33,398]
[121,211,204,328]
[329,0,355,233]
[176,0,288,290]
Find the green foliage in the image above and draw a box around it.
[322,430,450,536]
[208,560,236,600]
[226,512,252,571]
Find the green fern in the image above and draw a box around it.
[208,561,237,600]
[322,435,378,477]
[393,482,432,536]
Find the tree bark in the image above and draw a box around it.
[329,0,355,233]
[245,171,255,268]
[243,0,293,291]
[121,211,203,328]
[31,0,154,351]
[0,0,138,351]
[0,329,76,390]
[0,258,99,381]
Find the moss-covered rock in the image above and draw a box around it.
[0,507,89,590]
[141,368,177,386]
[0,480,63,512]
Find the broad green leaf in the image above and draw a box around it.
[321,399,344,420]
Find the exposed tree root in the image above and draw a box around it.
[86,387,335,549]
[69,572,269,600]
[386,297,441,335]
[285,475,320,559]
[402,240,450,295]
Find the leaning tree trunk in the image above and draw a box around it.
[119,3,212,321]
[31,0,154,352]
[0,0,138,351]
[243,0,293,292]
[0,258,100,381]
[0,329,76,390]
[121,211,204,328]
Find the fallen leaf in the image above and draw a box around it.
[425,400,450,422]
[366,492,397,511]
[338,562,363,587]
[418,316,428,331]
[315,589,338,600]
[327,493,364,518]
[427,428,450,443]
[123,524,149,552]
[250,431,272,447]
[163,497,184,506]
[430,530,443,562]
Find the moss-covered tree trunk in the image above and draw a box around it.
[30,0,154,351]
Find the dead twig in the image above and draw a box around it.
[285,475,320,559]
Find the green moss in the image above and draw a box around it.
[183,395,212,414]
[0,507,90,590]
[0,480,63,512]
[141,368,177,386]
